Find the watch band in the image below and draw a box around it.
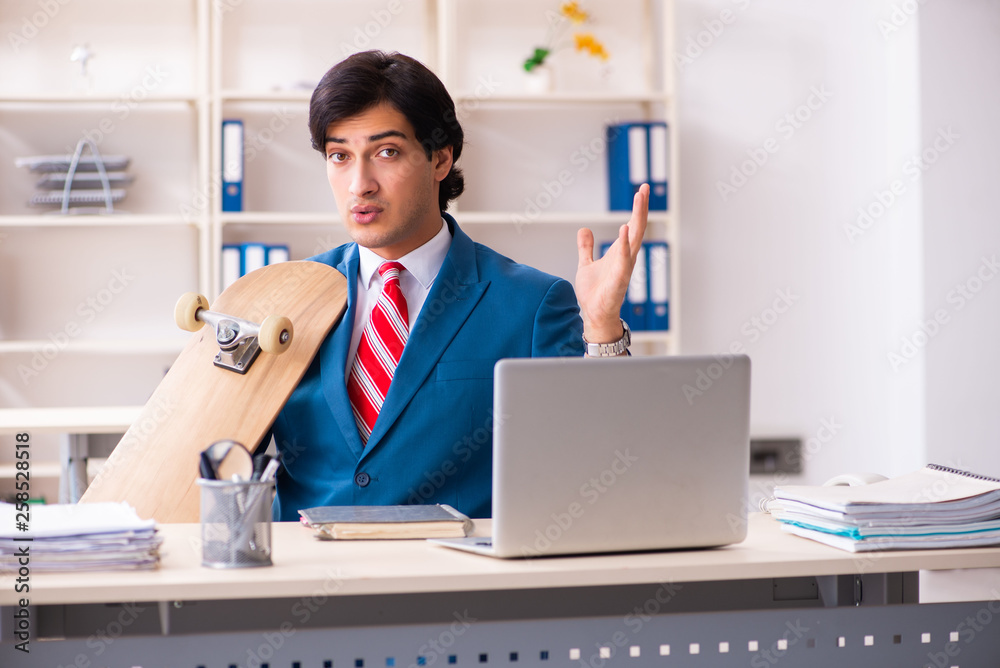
[584,319,632,357]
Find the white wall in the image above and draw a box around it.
[674,0,949,483]
[919,0,1000,478]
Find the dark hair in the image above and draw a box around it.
[309,50,465,212]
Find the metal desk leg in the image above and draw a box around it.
[60,433,90,503]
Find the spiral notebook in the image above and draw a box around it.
[771,465,1000,552]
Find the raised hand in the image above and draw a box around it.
[575,183,649,345]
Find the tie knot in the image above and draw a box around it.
[378,261,404,284]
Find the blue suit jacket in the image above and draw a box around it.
[271,214,584,520]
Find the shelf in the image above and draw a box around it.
[453,91,672,106]
[631,330,672,344]
[0,94,201,107]
[0,406,141,435]
[0,214,202,229]
[219,211,670,227]
[216,91,670,107]
[219,90,312,103]
[219,212,339,226]
[0,339,186,355]
[453,211,672,226]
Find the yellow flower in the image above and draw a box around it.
[560,1,589,24]
[574,32,610,61]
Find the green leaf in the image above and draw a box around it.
[523,47,550,72]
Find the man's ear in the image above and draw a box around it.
[432,145,454,182]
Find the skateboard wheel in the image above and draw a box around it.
[259,315,293,354]
[175,293,209,332]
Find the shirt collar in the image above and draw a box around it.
[357,218,452,289]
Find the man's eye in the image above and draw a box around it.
[327,152,347,163]
[379,148,399,158]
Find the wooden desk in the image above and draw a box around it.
[2,514,999,666]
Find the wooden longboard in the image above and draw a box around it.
[80,261,348,523]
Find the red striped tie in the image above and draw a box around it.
[348,262,409,444]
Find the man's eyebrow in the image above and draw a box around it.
[369,129,408,142]
[325,129,409,145]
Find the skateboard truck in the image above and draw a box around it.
[175,293,293,374]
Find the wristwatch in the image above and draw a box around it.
[584,319,631,357]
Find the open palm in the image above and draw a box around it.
[575,184,650,342]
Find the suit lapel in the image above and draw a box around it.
[362,217,489,457]
[319,246,368,460]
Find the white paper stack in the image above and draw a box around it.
[0,502,162,571]
[770,464,1000,552]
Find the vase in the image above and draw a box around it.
[523,64,553,94]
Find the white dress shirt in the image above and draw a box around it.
[346,219,453,374]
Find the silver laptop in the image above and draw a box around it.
[430,354,751,558]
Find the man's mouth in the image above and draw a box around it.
[351,204,383,224]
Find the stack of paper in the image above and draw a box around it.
[770,464,1000,552]
[0,502,162,571]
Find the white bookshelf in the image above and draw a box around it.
[0,0,678,445]
[209,0,679,349]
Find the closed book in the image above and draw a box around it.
[606,121,669,211]
[222,119,244,212]
[647,122,669,211]
[221,245,242,289]
[241,242,267,275]
[625,242,648,330]
[298,504,473,540]
[646,241,670,331]
[266,244,290,265]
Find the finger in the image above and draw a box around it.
[628,183,650,262]
[618,223,630,260]
[577,227,595,267]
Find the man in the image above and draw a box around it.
[269,50,648,520]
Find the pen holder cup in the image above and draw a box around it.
[197,478,275,568]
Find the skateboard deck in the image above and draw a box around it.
[80,261,348,523]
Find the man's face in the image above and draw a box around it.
[324,103,453,260]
